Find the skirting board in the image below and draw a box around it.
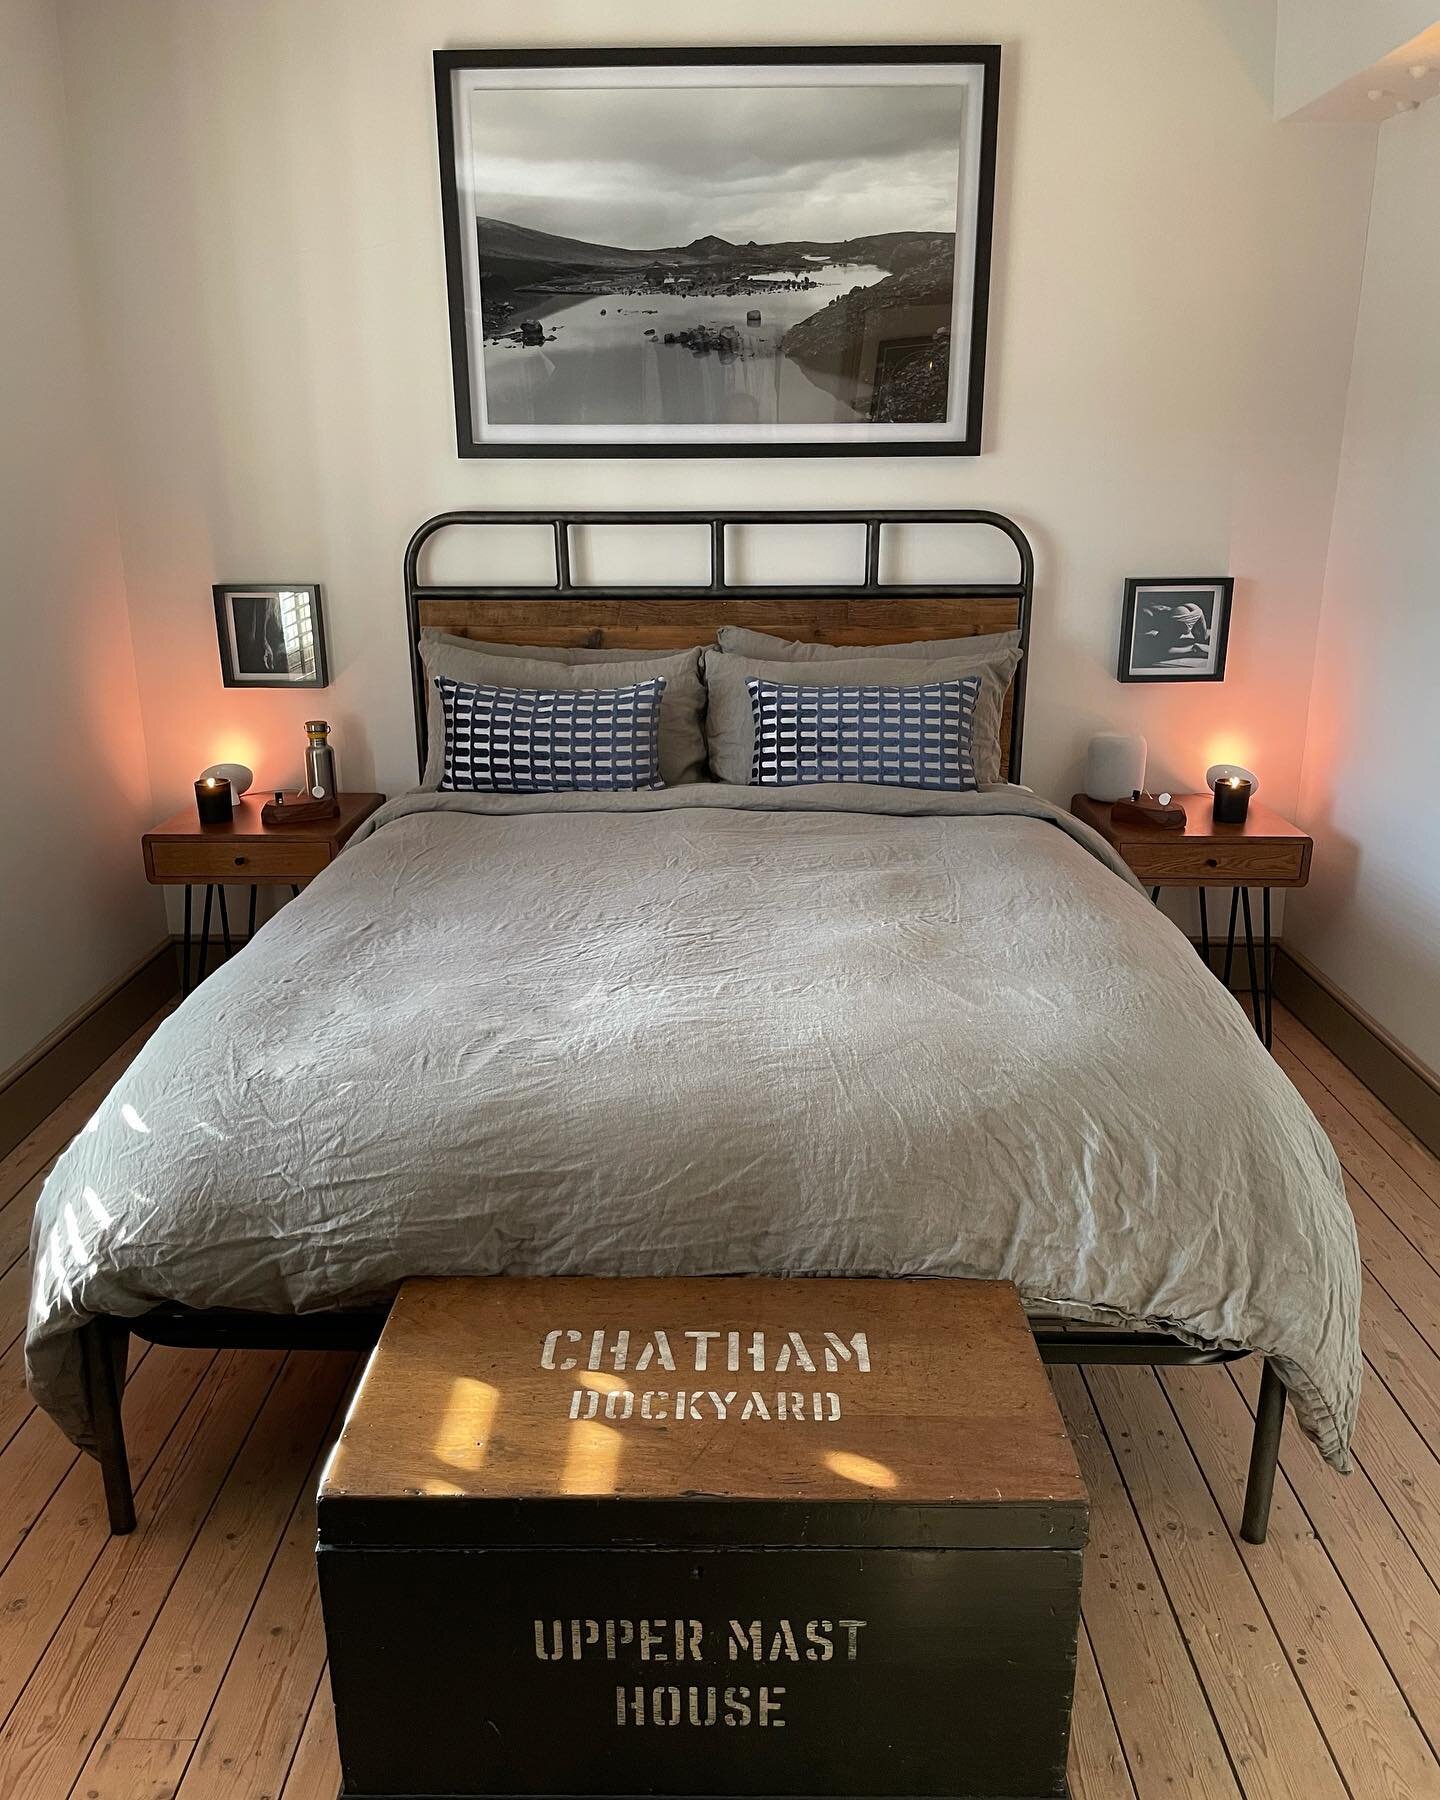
[1273,946,1440,1159]
[0,941,181,1163]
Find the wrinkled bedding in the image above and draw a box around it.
[27,784,1360,1464]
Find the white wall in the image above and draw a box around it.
[1289,99,1440,1072]
[51,0,1376,857]
[0,0,162,1075]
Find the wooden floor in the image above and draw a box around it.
[1,1006,1439,1798]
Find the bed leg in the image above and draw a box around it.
[1241,1358,1286,1544]
[80,1318,136,1535]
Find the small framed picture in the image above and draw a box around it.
[1117,577,1233,683]
[213,584,328,688]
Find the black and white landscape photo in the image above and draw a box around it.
[437,51,998,455]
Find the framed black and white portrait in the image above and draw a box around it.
[1117,578,1233,684]
[213,584,328,689]
[434,46,1000,458]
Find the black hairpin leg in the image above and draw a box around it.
[1198,888,1210,970]
[1150,886,1161,905]
[1263,887,1273,1048]
[1222,887,1240,988]
[1241,1358,1286,1544]
[247,884,258,940]
[80,1317,135,1534]
[218,886,232,959]
[196,885,214,982]
[290,884,301,899]
[181,885,193,996]
[1219,887,1272,1044]
[1240,888,1263,1036]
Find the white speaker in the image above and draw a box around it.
[1084,733,1147,803]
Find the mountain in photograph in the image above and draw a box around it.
[474,214,953,294]
[473,216,656,288]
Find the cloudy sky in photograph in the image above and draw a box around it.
[465,81,967,249]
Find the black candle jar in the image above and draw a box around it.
[1212,776,1252,824]
[195,774,233,824]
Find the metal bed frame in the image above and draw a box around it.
[401,507,1036,782]
[81,507,1287,1543]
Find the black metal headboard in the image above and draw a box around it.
[403,509,1035,782]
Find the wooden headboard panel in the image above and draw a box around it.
[404,510,1035,782]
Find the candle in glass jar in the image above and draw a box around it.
[1212,775,1251,824]
[194,773,233,824]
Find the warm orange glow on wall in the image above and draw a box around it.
[212,733,266,777]
[1203,734,1257,778]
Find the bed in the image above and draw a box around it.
[26,508,1361,1545]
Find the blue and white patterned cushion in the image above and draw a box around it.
[747,675,981,790]
[436,674,666,793]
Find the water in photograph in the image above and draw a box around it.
[480,261,889,428]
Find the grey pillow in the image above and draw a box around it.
[704,644,1021,785]
[418,635,707,788]
[716,625,1019,664]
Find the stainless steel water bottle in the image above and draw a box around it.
[304,720,337,801]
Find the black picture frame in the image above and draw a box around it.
[1117,577,1234,684]
[213,584,329,689]
[434,45,1001,459]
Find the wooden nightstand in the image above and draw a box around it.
[143,790,385,992]
[1070,792,1312,1047]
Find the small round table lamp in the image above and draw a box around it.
[199,762,254,801]
[1206,762,1258,823]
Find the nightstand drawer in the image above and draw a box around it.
[1128,839,1309,886]
[147,839,333,885]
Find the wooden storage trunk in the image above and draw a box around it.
[317,1277,1088,1800]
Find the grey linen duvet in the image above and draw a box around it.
[27,785,1360,1467]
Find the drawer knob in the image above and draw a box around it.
[233,855,248,867]
[1205,857,1219,868]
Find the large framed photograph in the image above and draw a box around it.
[434,46,1000,458]
[213,584,328,688]
[1117,578,1234,684]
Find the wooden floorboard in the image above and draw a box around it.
[1163,1360,1440,1796]
[1053,1366,1243,1798]
[0,1347,213,1723]
[176,1370,357,1800]
[1274,1010,1440,1212]
[3,1002,1440,1798]
[280,1675,341,1800]
[68,1353,353,1800]
[1067,1621,1139,1799]
[1084,1362,1348,1800]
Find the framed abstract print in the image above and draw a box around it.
[213,584,328,689]
[434,46,1000,458]
[1117,578,1234,684]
